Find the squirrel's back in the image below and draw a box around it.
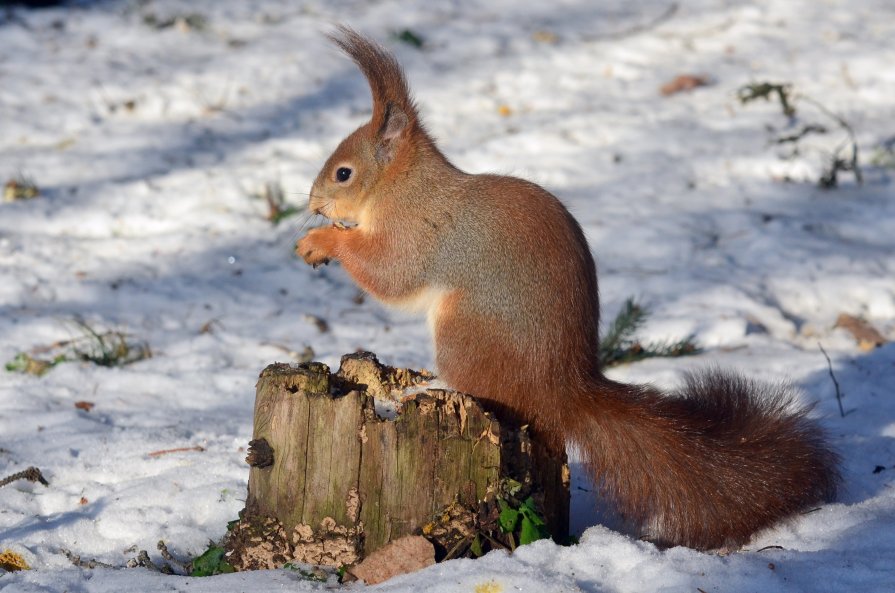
[427,174,602,424]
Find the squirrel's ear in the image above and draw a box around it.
[375,102,409,163]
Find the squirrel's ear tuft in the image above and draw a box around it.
[328,25,418,136]
[375,102,409,163]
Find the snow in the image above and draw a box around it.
[2,0,894,591]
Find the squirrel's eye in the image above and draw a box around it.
[336,167,353,182]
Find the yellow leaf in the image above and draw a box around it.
[475,581,503,593]
[0,549,30,571]
[55,137,77,151]
[531,30,558,44]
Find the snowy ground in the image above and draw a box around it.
[2,0,894,591]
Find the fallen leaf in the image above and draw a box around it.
[532,30,558,44]
[660,74,710,96]
[475,581,504,593]
[55,137,76,150]
[348,535,435,585]
[79,497,88,505]
[4,179,39,202]
[834,313,886,351]
[74,401,95,412]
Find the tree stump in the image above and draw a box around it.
[225,352,569,572]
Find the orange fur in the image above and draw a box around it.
[296,27,840,550]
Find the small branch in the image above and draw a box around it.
[478,531,510,552]
[818,343,846,417]
[157,540,191,575]
[775,124,828,145]
[147,446,206,458]
[441,536,472,561]
[737,82,795,117]
[127,549,174,574]
[0,466,49,488]
[60,548,114,569]
[585,3,678,41]
[798,94,863,187]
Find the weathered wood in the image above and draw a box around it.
[228,352,569,571]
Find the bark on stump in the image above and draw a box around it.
[226,352,569,571]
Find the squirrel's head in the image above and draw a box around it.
[309,101,411,225]
[309,26,432,226]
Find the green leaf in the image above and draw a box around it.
[519,497,546,526]
[190,545,234,577]
[5,352,59,376]
[469,534,484,558]
[519,516,549,545]
[5,353,29,372]
[497,499,520,533]
[392,29,424,48]
[517,498,551,545]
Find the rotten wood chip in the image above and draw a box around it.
[834,313,886,351]
[348,535,435,585]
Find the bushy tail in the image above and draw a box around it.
[568,369,840,549]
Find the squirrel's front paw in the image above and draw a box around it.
[296,228,334,268]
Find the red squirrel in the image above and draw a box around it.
[296,27,839,550]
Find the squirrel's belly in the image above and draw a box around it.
[382,286,451,334]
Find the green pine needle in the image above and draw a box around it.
[599,298,699,367]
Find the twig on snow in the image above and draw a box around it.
[818,343,846,417]
[147,446,206,458]
[127,549,174,574]
[585,3,679,41]
[0,466,49,488]
[60,548,114,569]
[157,540,191,574]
